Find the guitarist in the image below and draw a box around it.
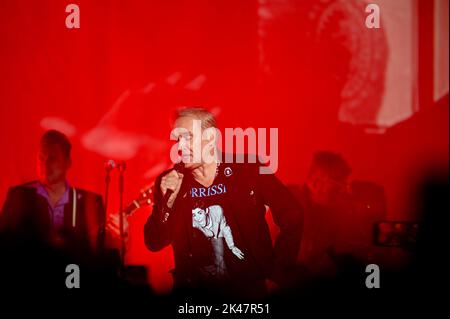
[0,130,110,291]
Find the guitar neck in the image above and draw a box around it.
[123,200,141,216]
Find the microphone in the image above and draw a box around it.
[104,159,117,172]
[161,162,185,222]
[117,161,126,172]
[105,160,127,172]
[163,162,185,202]
[173,161,186,174]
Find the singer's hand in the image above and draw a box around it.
[160,169,184,208]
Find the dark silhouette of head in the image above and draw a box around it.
[37,130,72,185]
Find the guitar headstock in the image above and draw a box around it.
[121,185,155,217]
[135,186,154,208]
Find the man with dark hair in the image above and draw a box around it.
[306,151,352,206]
[41,129,72,158]
[0,130,106,290]
[297,151,352,277]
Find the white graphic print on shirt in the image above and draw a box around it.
[192,205,244,260]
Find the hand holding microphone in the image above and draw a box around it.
[160,163,185,209]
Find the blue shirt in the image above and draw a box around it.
[35,182,70,229]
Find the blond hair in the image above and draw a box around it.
[174,106,217,129]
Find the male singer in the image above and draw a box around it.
[144,107,303,298]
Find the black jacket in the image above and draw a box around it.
[0,181,105,260]
[144,162,303,289]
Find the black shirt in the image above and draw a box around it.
[145,161,303,294]
[187,164,245,285]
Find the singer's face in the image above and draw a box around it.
[173,116,213,170]
[37,143,71,185]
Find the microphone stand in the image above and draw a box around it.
[103,165,113,249]
[117,161,127,271]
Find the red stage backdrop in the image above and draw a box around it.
[0,0,448,293]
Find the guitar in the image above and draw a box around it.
[122,186,155,217]
[105,186,155,237]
